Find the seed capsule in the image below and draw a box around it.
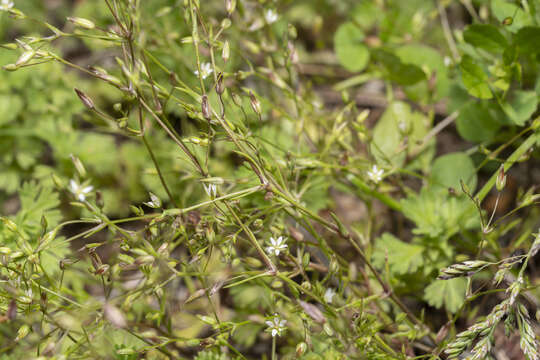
[249,91,261,116]
[74,88,95,110]
[496,165,507,192]
[216,72,225,95]
[201,95,211,120]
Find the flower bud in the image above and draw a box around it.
[221,18,231,30]
[1,43,17,50]
[15,324,30,342]
[70,154,87,178]
[222,40,230,63]
[496,165,506,192]
[67,17,95,30]
[296,342,307,357]
[51,173,63,189]
[74,88,95,110]
[1,218,18,233]
[225,0,236,15]
[3,64,17,71]
[15,50,35,66]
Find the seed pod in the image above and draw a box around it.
[249,91,261,116]
[67,17,95,30]
[216,72,225,95]
[7,300,17,321]
[496,165,507,192]
[201,95,211,120]
[74,88,95,110]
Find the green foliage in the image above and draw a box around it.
[372,233,424,275]
[334,22,369,72]
[460,55,493,99]
[1,0,539,359]
[424,278,467,313]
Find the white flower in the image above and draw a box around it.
[144,192,161,208]
[367,165,384,184]
[264,9,278,24]
[324,288,336,303]
[266,236,287,256]
[203,183,217,198]
[69,179,93,202]
[0,0,14,11]
[194,62,213,80]
[444,56,452,67]
[265,315,287,337]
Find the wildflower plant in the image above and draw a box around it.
[0,0,539,359]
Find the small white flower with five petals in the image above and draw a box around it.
[367,165,384,184]
[69,179,93,202]
[324,288,336,304]
[264,9,278,24]
[266,236,287,256]
[0,0,14,11]
[265,315,287,337]
[194,62,213,80]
